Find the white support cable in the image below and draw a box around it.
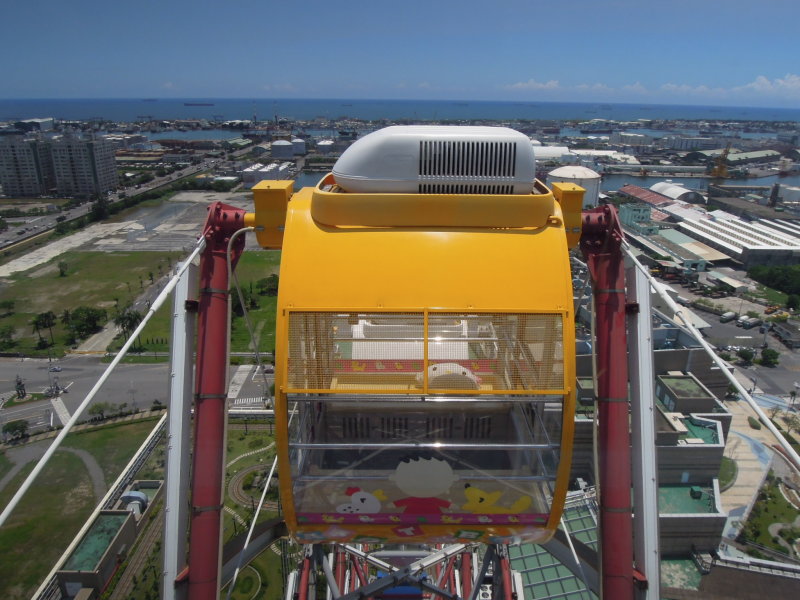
[559,516,593,600]
[0,239,206,529]
[225,454,279,600]
[622,243,800,468]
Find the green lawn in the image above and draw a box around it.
[63,418,161,483]
[107,249,282,356]
[0,250,183,357]
[719,456,738,490]
[0,415,279,599]
[0,452,95,600]
[0,452,12,481]
[0,418,160,599]
[752,285,788,306]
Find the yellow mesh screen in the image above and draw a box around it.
[286,311,565,394]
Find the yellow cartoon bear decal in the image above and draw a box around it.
[461,483,531,514]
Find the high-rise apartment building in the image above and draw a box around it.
[50,136,118,198]
[0,134,55,197]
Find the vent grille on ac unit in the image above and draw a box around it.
[418,183,515,195]
[419,140,518,178]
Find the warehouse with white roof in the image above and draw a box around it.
[678,216,800,267]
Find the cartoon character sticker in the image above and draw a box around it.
[390,456,458,514]
[461,483,531,514]
[336,487,386,514]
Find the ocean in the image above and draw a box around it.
[2,98,800,123]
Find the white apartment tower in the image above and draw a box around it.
[50,136,118,198]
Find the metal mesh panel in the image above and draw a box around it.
[286,311,565,394]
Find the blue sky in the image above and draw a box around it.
[3,0,800,107]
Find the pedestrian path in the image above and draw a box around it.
[49,396,71,426]
[227,365,254,400]
[230,396,267,406]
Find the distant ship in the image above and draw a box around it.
[184,102,214,106]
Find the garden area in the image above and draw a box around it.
[736,470,800,561]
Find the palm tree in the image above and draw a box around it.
[39,311,56,345]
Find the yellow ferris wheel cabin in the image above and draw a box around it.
[245,125,584,546]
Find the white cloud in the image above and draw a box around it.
[621,82,648,95]
[575,83,614,93]
[507,79,561,91]
[162,81,176,90]
[736,73,800,96]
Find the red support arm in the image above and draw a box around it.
[580,205,634,600]
[187,202,247,600]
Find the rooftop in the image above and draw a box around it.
[659,485,718,514]
[61,512,128,572]
[509,490,598,599]
[659,375,714,399]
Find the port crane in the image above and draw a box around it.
[710,142,731,179]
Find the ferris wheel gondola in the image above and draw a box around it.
[245,126,586,546]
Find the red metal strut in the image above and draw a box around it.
[187,201,247,600]
[580,205,634,600]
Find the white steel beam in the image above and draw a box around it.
[626,260,661,600]
[162,259,199,600]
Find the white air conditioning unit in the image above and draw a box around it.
[332,126,536,194]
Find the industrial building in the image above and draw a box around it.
[678,215,800,267]
[650,181,705,204]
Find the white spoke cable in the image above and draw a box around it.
[225,454,279,600]
[0,238,206,528]
[622,243,800,467]
[226,227,273,407]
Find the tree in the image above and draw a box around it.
[70,306,107,339]
[787,294,800,311]
[3,419,29,440]
[114,308,143,349]
[88,402,114,420]
[760,348,780,367]
[89,197,110,222]
[0,324,15,349]
[0,299,15,315]
[58,261,68,277]
[256,274,279,296]
[737,348,755,364]
[786,414,800,436]
[31,314,46,345]
[36,311,57,345]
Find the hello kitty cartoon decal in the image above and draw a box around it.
[336,488,386,514]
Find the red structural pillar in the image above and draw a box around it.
[580,205,633,600]
[187,202,247,600]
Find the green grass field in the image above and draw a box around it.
[0,418,160,599]
[0,250,183,357]
[109,249,282,356]
[0,452,94,600]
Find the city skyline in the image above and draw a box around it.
[2,0,800,108]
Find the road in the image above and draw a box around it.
[0,158,219,253]
[0,355,271,436]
